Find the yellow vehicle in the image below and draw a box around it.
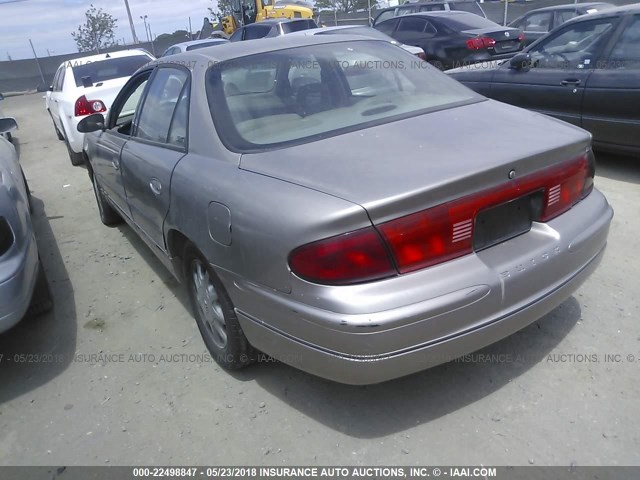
[208,0,314,37]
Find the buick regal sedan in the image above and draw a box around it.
[78,35,612,385]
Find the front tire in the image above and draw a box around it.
[91,174,121,226]
[183,244,255,370]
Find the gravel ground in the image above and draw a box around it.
[0,93,638,466]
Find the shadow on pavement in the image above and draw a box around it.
[595,151,640,185]
[0,196,77,404]
[229,297,582,438]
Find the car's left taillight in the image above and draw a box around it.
[0,217,14,256]
[415,51,427,61]
[75,95,106,117]
[466,36,496,50]
[288,227,396,285]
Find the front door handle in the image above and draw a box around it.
[561,79,581,86]
[111,160,119,171]
[149,178,162,196]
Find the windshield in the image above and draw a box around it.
[442,13,498,30]
[71,55,150,87]
[186,41,227,51]
[206,41,477,151]
[318,27,398,43]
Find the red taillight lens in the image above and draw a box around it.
[416,51,427,61]
[466,36,496,50]
[518,32,525,42]
[74,95,106,117]
[379,154,594,274]
[289,154,594,284]
[289,227,395,285]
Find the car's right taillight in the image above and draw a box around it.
[0,217,14,257]
[415,51,427,61]
[75,95,106,117]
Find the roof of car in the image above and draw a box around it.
[377,0,478,12]
[393,10,480,19]
[172,39,228,49]
[60,48,152,68]
[147,34,386,67]
[522,2,613,13]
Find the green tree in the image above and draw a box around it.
[315,0,376,13]
[71,4,117,53]
[209,0,234,21]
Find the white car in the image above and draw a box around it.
[290,25,426,59]
[45,49,154,165]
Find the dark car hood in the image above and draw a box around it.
[240,99,591,223]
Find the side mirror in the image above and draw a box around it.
[510,52,532,71]
[0,93,4,101]
[0,117,18,134]
[77,113,106,133]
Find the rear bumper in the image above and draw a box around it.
[0,233,39,334]
[226,189,613,385]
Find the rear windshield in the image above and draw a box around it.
[206,41,477,151]
[449,2,485,17]
[72,55,150,87]
[441,13,497,30]
[317,27,396,42]
[186,41,227,51]
[281,20,317,34]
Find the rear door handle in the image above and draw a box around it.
[149,178,162,196]
[561,79,581,86]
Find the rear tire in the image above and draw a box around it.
[91,174,121,226]
[60,125,84,166]
[183,243,255,370]
[27,259,53,317]
[48,112,65,141]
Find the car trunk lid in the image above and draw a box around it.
[240,100,591,225]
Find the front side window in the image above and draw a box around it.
[245,25,271,40]
[375,19,399,36]
[207,41,478,151]
[555,10,578,26]
[398,17,428,33]
[135,68,189,144]
[529,18,618,69]
[522,12,552,33]
[109,75,150,134]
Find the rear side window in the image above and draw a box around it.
[398,17,429,33]
[71,55,151,87]
[522,12,552,33]
[375,19,399,36]
[418,4,446,12]
[555,10,578,26]
[135,68,189,145]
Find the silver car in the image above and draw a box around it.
[0,117,53,333]
[78,35,613,385]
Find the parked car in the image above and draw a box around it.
[373,0,487,26]
[509,3,614,45]
[447,4,640,155]
[375,11,524,70]
[289,25,426,59]
[78,35,612,385]
[0,93,10,141]
[229,18,318,41]
[45,49,155,166]
[161,39,229,57]
[0,117,53,334]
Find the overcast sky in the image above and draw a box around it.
[0,0,217,60]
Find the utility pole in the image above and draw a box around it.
[124,0,140,43]
[29,39,46,86]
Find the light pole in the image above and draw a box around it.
[124,0,140,43]
[140,15,150,42]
